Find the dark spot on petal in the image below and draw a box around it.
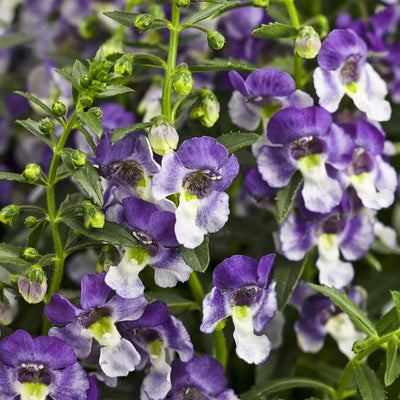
[289,136,324,160]
[230,285,262,307]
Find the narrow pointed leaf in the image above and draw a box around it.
[385,337,400,386]
[216,132,260,154]
[354,362,386,400]
[185,3,232,24]
[27,221,48,248]
[111,122,152,143]
[391,291,400,323]
[0,244,30,267]
[103,11,168,30]
[96,85,134,98]
[72,59,89,87]
[77,111,103,139]
[178,236,210,273]
[253,22,298,39]
[376,307,399,336]
[275,171,303,223]
[16,119,54,148]
[0,172,31,184]
[173,93,200,120]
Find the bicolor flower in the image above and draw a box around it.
[105,196,192,298]
[257,106,354,213]
[121,301,194,400]
[0,329,89,400]
[200,254,277,364]
[166,355,239,400]
[228,67,313,130]
[314,29,391,121]
[151,136,239,249]
[45,273,147,378]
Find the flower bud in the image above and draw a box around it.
[80,76,91,88]
[134,14,154,32]
[0,205,20,226]
[176,0,190,7]
[148,118,179,155]
[24,216,38,227]
[114,55,134,76]
[79,15,99,38]
[190,90,220,127]
[101,36,124,59]
[38,117,55,134]
[23,247,39,261]
[98,244,121,272]
[52,102,67,117]
[18,265,47,304]
[207,31,225,50]
[88,107,103,119]
[0,288,17,325]
[253,0,270,7]
[83,201,105,229]
[79,94,94,108]
[173,69,194,95]
[22,163,42,182]
[295,26,321,59]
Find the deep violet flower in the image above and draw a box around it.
[228,67,313,130]
[105,196,191,298]
[257,106,354,213]
[166,355,239,400]
[314,29,391,121]
[0,329,89,400]
[201,254,277,364]
[152,136,239,249]
[45,273,147,378]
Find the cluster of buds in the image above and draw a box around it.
[191,89,220,127]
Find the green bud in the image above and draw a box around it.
[38,117,55,134]
[101,36,124,59]
[190,90,220,127]
[83,203,105,229]
[88,107,103,119]
[23,247,39,261]
[253,0,270,7]
[295,26,321,59]
[114,55,134,77]
[149,4,164,19]
[10,275,19,286]
[0,204,20,226]
[18,265,47,304]
[98,244,121,272]
[71,149,87,167]
[352,340,366,353]
[24,216,38,227]
[148,119,179,155]
[79,94,94,108]
[80,76,91,88]
[134,14,154,32]
[207,31,225,50]
[79,15,99,38]
[173,69,194,95]
[96,70,109,83]
[176,0,190,7]
[22,163,42,182]
[52,101,67,117]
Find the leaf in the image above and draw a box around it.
[72,59,89,87]
[190,58,257,73]
[376,307,399,336]
[309,284,378,337]
[59,193,86,212]
[103,11,168,30]
[0,33,33,52]
[77,126,97,153]
[77,111,103,139]
[239,377,335,400]
[253,22,298,39]
[111,122,152,143]
[178,236,210,273]
[274,252,311,311]
[16,118,54,148]
[173,93,200,120]
[96,85,134,98]
[391,291,400,323]
[27,220,48,248]
[185,3,232,25]
[62,217,139,247]
[0,243,30,267]
[354,362,386,400]
[0,172,30,184]
[275,171,303,223]
[132,54,165,68]
[61,153,104,207]
[385,337,400,386]
[216,132,260,154]
[371,239,400,256]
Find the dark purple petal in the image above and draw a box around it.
[0,363,17,397]
[121,196,158,232]
[124,301,170,329]
[244,168,276,198]
[100,103,135,135]
[87,375,102,400]
[93,133,136,166]
[45,294,83,326]
[228,70,251,97]
[324,124,355,169]
[107,293,147,322]
[80,274,112,310]
[354,120,385,155]
[253,282,278,332]
[148,211,179,247]
[256,254,276,287]
[228,91,262,131]
[0,329,34,367]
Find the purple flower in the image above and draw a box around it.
[313,29,391,121]
[0,329,89,399]
[228,67,313,130]
[201,254,277,364]
[105,196,191,298]
[257,106,353,213]
[45,273,147,378]
[152,136,239,248]
[167,355,239,399]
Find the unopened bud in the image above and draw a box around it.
[173,69,194,95]
[38,117,55,134]
[79,15,99,39]
[102,36,124,59]
[83,202,105,229]
[176,0,190,7]
[24,216,38,227]
[88,107,103,119]
[23,247,39,261]
[71,150,87,167]
[207,31,225,50]
[295,26,321,59]
[22,163,42,182]
[0,288,17,325]
[134,14,154,32]
[148,119,179,155]
[191,90,220,127]
[80,76,91,88]
[253,0,270,7]
[18,265,47,304]
[79,94,94,108]
[114,55,134,76]
[52,102,67,117]
[0,205,20,226]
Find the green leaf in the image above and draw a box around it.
[240,377,335,400]
[0,172,30,184]
[0,243,30,267]
[59,193,86,212]
[253,22,298,39]
[77,111,103,139]
[103,11,168,30]
[391,291,400,323]
[178,236,210,273]
[173,93,200,120]
[72,59,89,87]
[61,153,103,207]
[354,362,386,400]
[27,220,48,248]
[185,3,232,25]
[16,118,54,148]
[376,307,399,336]
[385,337,400,386]
[274,252,311,311]
[309,284,378,337]
[189,58,257,73]
[275,171,303,223]
[371,239,400,256]
[111,122,152,143]
[77,126,97,153]
[96,85,134,98]
[62,217,139,247]
[216,132,260,154]
[0,33,33,52]
[132,54,165,68]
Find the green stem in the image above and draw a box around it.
[161,1,180,119]
[213,330,228,368]
[179,23,210,34]
[188,271,204,304]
